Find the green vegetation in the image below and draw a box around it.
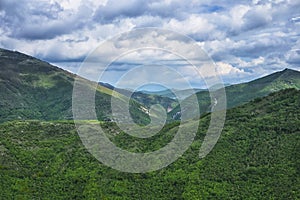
[99,84,179,112]
[0,89,299,199]
[225,68,300,108]
[0,48,150,124]
[169,68,300,120]
[131,91,178,111]
[0,47,299,199]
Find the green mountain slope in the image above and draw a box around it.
[0,48,150,124]
[98,82,179,112]
[169,68,300,119]
[225,68,300,108]
[0,88,299,199]
[131,91,178,112]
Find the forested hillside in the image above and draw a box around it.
[0,89,299,199]
[0,48,149,124]
[169,68,300,119]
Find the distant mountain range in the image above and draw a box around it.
[1,47,300,123]
[0,47,299,199]
[99,68,300,121]
[98,82,179,112]
[137,88,205,100]
[98,82,204,99]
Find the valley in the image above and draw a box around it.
[0,48,299,199]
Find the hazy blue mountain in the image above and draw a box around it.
[98,82,179,112]
[139,88,205,100]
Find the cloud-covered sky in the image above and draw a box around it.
[0,0,299,88]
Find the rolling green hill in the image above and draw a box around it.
[169,68,300,120]
[225,68,300,108]
[0,48,150,124]
[0,88,299,199]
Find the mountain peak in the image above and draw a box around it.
[278,68,300,79]
[281,68,300,75]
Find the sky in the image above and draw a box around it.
[0,0,299,89]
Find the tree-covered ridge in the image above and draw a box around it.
[0,88,299,199]
[168,68,300,120]
[2,47,300,125]
[0,48,150,124]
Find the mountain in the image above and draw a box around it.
[0,48,149,124]
[98,82,115,90]
[98,82,179,112]
[97,84,206,114]
[131,91,178,112]
[225,68,300,108]
[2,47,299,125]
[0,88,299,199]
[169,68,300,120]
[140,88,205,100]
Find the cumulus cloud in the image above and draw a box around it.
[216,62,246,75]
[0,0,102,40]
[163,15,215,41]
[0,0,299,88]
[286,49,300,64]
[93,0,225,23]
[241,3,272,31]
[94,0,148,23]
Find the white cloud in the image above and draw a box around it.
[0,0,299,87]
[231,56,265,69]
[229,5,250,32]
[163,15,215,40]
[215,62,247,76]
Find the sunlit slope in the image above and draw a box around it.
[0,89,299,199]
[169,68,300,120]
[0,48,150,124]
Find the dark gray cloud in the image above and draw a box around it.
[286,49,300,64]
[0,0,91,40]
[64,37,89,43]
[0,0,26,32]
[233,37,290,58]
[93,0,225,23]
[242,8,270,31]
[94,0,148,23]
[41,54,86,63]
[106,62,140,72]
[0,0,299,86]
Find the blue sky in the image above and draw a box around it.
[0,0,299,89]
